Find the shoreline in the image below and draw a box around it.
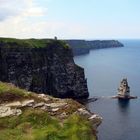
[78,95,138,104]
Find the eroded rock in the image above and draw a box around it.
[21,100,35,107]
[0,106,22,118]
[116,78,137,99]
[37,94,50,102]
[33,102,45,108]
[45,102,67,108]
[5,101,21,107]
[77,108,91,117]
[88,114,103,128]
[0,40,89,99]
[118,78,130,97]
[51,108,59,112]
[75,108,102,129]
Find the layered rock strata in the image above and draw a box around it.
[0,82,102,129]
[114,78,137,99]
[118,78,130,97]
[0,39,89,98]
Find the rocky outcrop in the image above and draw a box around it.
[0,81,102,139]
[0,38,89,99]
[0,81,102,128]
[0,106,22,118]
[65,40,124,55]
[112,78,137,99]
[0,93,102,128]
[118,78,130,97]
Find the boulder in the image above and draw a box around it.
[45,102,67,108]
[21,100,35,107]
[0,106,22,118]
[33,102,45,108]
[5,101,22,107]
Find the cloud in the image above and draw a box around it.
[0,0,22,21]
[24,7,44,17]
[0,0,140,39]
[0,0,88,39]
[0,0,49,38]
[22,0,47,17]
[0,0,46,21]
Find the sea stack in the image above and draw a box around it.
[117,78,137,99]
[118,78,130,98]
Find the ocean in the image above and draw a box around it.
[74,40,140,140]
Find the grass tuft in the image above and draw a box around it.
[0,109,95,140]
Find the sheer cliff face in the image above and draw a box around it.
[0,40,89,99]
[65,40,124,56]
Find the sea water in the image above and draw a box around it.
[74,40,140,140]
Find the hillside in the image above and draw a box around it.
[0,81,102,140]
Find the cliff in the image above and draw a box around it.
[0,38,89,99]
[0,81,102,140]
[65,40,124,55]
[65,40,90,55]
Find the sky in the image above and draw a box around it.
[0,0,140,39]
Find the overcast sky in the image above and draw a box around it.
[0,0,140,39]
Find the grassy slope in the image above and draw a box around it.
[0,37,69,49]
[0,82,41,104]
[0,109,95,140]
[0,82,96,140]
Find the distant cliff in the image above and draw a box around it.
[0,38,89,99]
[65,40,124,55]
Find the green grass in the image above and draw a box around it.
[61,114,95,140]
[0,109,95,140]
[0,37,70,49]
[0,82,95,139]
[0,81,30,97]
[0,82,44,104]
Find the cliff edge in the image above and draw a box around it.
[65,40,124,55]
[0,38,89,99]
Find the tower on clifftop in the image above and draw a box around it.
[54,36,57,40]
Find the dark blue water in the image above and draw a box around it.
[74,40,140,140]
